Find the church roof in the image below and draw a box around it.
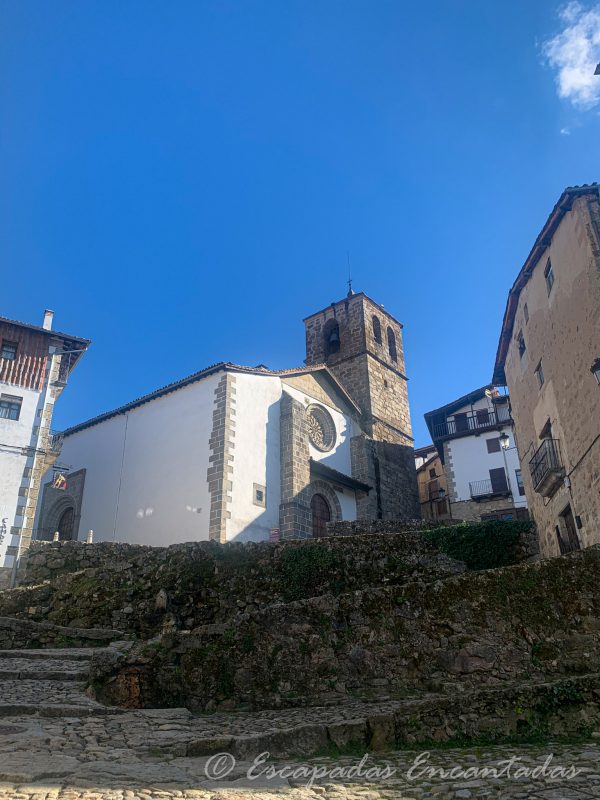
[60,361,362,436]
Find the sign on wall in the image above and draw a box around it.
[52,473,68,491]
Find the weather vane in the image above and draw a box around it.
[347,251,354,296]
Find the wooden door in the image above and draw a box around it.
[58,507,74,541]
[489,467,509,494]
[311,494,331,539]
[560,505,580,551]
[454,413,469,433]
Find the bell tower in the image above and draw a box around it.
[304,291,413,446]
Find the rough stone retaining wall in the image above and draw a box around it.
[328,519,540,562]
[91,546,600,712]
[0,616,126,649]
[5,533,464,636]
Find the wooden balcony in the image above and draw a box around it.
[432,405,512,440]
[529,438,565,497]
[0,354,48,391]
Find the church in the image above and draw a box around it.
[36,291,420,545]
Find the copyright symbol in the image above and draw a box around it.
[204,752,236,781]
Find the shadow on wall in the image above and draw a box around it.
[229,397,280,544]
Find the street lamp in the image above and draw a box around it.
[591,358,600,385]
[499,432,510,450]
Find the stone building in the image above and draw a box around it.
[415,447,451,522]
[36,290,419,545]
[0,311,89,587]
[493,184,600,556]
[424,386,529,522]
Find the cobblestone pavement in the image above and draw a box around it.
[0,647,599,798]
[0,742,598,799]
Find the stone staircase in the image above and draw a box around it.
[0,616,130,719]
[0,646,123,717]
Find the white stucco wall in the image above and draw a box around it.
[227,373,282,543]
[0,384,42,567]
[282,384,357,474]
[446,397,527,507]
[336,488,357,521]
[41,373,218,546]
[40,369,363,548]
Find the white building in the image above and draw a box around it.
[37,292,420,545]
[424,386,529,522]
[0,312,88,586]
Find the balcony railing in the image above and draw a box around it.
[469,477,510,499]
[433,405,512,439]
[529,438,565,496]
[0,354,48,391]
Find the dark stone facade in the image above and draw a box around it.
[278,393,311,539]
[36,468,87,542]
[305,292,419,522]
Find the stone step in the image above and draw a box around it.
[0,647,100,660]
[0,616,130,650]
[0,668,88,681]
[129,672,600,760]
[0,678,107,717]
[0,702,121,718]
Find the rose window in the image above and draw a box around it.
[307,404,336,452]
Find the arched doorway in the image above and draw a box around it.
[311,493,331,539]
[57,507,75,541]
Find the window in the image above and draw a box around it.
[387,327,397,362]
[0,341,17,361]
[0,394,22,421]
[523,303,529,324]
[372,315,382,344]
[515,469,525,496]
[544,259,555,295]
[534,360,545,389]
[429,467,437,479]
[486,437,501,453]
[253,483,266,508]
[517,330,526,359]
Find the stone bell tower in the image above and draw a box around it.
[304,290,413,446]
[304,290,419,521]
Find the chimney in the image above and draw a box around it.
[42,310,54,330]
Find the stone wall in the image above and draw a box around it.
[449,497,527,522]
[0,616,125,649]
[5,533,464,637]
[350,436,420,520]
[92,544,600,712]
[503,193,600,555]
[328,518,539,563]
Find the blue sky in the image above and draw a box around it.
[1,1,598,446]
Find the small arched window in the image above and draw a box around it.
[387,326,397,363]
[372,315,382,344]
[324,319,340,357]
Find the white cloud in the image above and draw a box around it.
[542,2,600,109]
[560,126,572,133]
